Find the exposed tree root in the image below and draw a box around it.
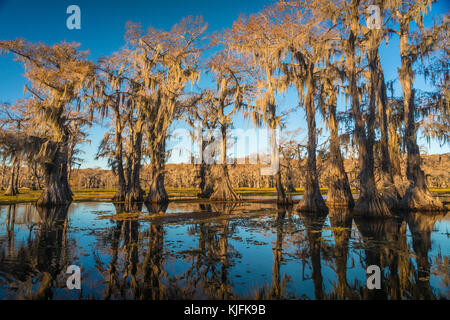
[353,192,391,217]
[399,185,446,212]
[326,148,354,209]
[112,186,127,202]
[210,181,240,201]
[297,188,328,213]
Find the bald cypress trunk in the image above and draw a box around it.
[268,116,290,205]
[197,134,214,198]
[373,52,401,209]
[60,145,73,198]
[347,5,390,217]
[297,71,327,212]
[14,160,20,194]
[37,144,73,207]
[210,124,240,201]
[326,102,354,209]
[4,160,17,196]
[125,128,145,205]
[112,108,126,202]
[397,21,444,212]
[146,139,169,204]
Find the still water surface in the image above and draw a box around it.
[0,201,448,299]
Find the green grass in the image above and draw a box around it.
[0,187,449,205]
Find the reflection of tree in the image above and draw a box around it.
[0,205,70,299]
[405,212,441,300]
[297,211,327,299]
[104,215,123,299]
[270,208,287,299]
[209,202,238,215]
[101,202,169,299]
[5,204,16,255]
[353,216,417,300]
[139,220,166,299]
[354,216,389,300]
[382,216,406,300]
[177,205,236,299]
[327,208,353,299]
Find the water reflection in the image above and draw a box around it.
[0,202,448,300]
[0,204,70,299]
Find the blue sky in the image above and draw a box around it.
[0,0,449,168]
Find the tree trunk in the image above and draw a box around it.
[373,51,401,209]
[397,21,445,212]
[388,123,406,197]
[146,139,169,204]
[197,134,214,198]
[347,7,390,217]
[125,128,145,206]
[113,109,127,202]
[37,147,73,207]
[14,160,20,194]
[4,161,17,196]
[210,124,240,201]
[269,118,291,205]
[326,101,354,209]
[60,145,73,198]
[297,72,327,212]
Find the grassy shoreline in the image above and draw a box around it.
[0,187,449,205]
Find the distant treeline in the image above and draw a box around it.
[2,153,448,191]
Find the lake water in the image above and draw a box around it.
[0,201,448,300]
